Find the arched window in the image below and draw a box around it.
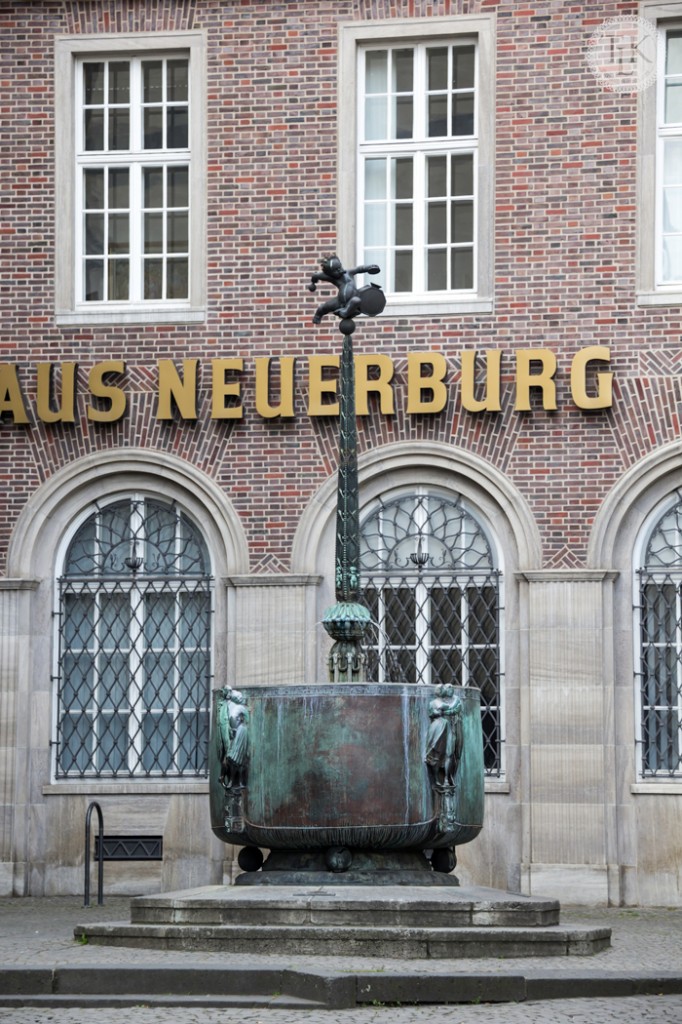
[636,493,682,777]
[360,489,502,775]
[54,495,213,778]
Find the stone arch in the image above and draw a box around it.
[7,447,249,580]
[291,440,541,577]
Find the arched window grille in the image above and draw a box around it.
[54,496,213,778]
[360,491,503,775]
[636,493,682,777]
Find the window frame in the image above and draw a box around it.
[633,490,682,779]
[637,2,682,306]
[52,493,214,781]
[338,15,495,317]
[359,487,505,776]
[54,31,206,326]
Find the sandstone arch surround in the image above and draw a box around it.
[587,439,682,906]
[291,440,542,578]
[1,448,248,895]
[291,440,540,892]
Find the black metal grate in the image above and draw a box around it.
[55,497,212,778]
[637,570,682,776]
[94,835,163,861]
[360,492,503,775]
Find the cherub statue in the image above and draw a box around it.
[308,255,383,324]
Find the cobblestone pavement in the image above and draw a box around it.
[1,998,682,1023]
[1,898,681,1023]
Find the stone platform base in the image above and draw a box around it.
[75,884,611,958]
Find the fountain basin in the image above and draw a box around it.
[210,683,484,857]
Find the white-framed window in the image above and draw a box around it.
[634,492,682,778]
[637,3,682,305]
[360,489,504,775]
[339,16,494,317]
[53,495,213,779]
[55,32,206,326]
[657,25,682,287]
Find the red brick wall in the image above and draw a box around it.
[0,1,674,571]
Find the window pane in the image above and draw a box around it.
[62,652,94,708]
[144,259,163,299]
[60,713,93,774]
[393,49,413,92]
[109,168,129,209]
[365,95,387,140]
[365,50,387,92]
[452,248,474,289]
[109,109,130,151]
[428,96,448,137]
[65,519,96,573]
[428,47,448,91]
[364,204,386,247]
[144,213,164,253]
[428,202,447,243]
[452,200,474,242]
[84,110,104,151]
[664,140,682,184]
[143,60,163,103]
[394,250,412,292]
[665,82,682,124]
[84,62,104,105]
[100,653,130,710]
[144,108,163,149]
[167,107,188,149]
[365,159,386,200]
[108,213,129,254]
[109,62,130,104]
[394,158,413,199]
[664,189,682,232]
[428,249,447,290]
[168,166,189,207]
[452,153,474,195]
[428,156,447,197]
[168,258,189,299]
[85,261,104,301]
[85,214,104,255]
[667,31,682,76]
[662,236,682,281]
[108,258,129,300]
[168,59,189,102]
[84,169,104,209]
[453,46,475,89]
[395,95,413,139]
[452,94,474,135]
[395,205,413,246]
[144,168,164,208]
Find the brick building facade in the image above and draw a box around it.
[1,0,681,905]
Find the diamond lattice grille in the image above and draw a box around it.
[637,571,682,776]
[55,498,212,778]
[360,492,503,775]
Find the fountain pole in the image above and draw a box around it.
[307,256,386,681]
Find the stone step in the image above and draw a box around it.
[76,920,611,958]
[129,883,562,929]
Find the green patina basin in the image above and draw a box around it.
[209,683,484,857]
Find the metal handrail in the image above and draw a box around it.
[84,801,104,907]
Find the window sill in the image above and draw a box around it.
[631,782,682,795]
[43,782,209,796]
[636,291,682,308]
[55,307,206,327]
[381,297,494,318]
[484,779,509,794]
